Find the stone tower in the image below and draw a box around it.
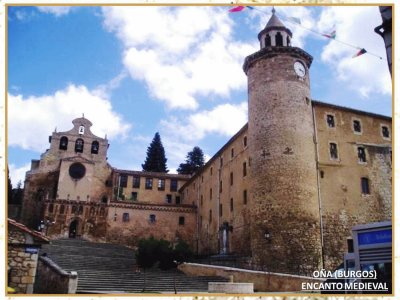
[243,9,322,274]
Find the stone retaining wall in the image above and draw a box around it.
[34,256,78,294]
[179,262,323,292]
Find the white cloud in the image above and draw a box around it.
[37,6,73,17]
[9,163,31,187]
[160,102,248,142]
[316,6,391,97]
[8,84,131,152]
[102,6,255,110]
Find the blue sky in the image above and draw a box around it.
[7,5,392,186]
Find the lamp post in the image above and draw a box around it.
[38,219,55,236]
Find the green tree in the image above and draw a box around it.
[177,146,205,175]
[7,167,13,204]
[142,132,169,173]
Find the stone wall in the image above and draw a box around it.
[34,256,78,294]
[8,227,40,294]
[179,263,323,292]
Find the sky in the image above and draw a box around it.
[7,5,392,187]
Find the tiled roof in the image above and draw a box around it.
[8,218,50,243]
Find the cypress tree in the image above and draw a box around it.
[177,146,205,175]
[142,132,169,173]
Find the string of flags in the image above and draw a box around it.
[228,6,382,60]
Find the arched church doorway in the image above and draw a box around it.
[69,220,78,238]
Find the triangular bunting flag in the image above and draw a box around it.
[287,16,301,24]
[323,30,336,39]
[228,6,245,13]
[352,48,367,58]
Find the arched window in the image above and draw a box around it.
[78,205,83,215]
[48,203,54,213]
[91,141,99,154]
[275,32,283,46]
[75,139,84,153]
[60,205,65,214]
[71,205,77,214]
[265,34,271,47]
[59,136,68,150]
[286,36,290,46]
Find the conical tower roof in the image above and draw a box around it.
[258,8,292,41]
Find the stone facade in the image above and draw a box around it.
[8,219,49,294]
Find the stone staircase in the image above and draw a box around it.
[39,238,227,293]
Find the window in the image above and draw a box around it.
[275,32,283,46]
[361,177,370,194]
[145,178,153,190]
[48,203,54,213]
[201,176,204,183]
[89,207,95,216]
[230,198,233,212]
[209,209,212,223]
[243,136,247,147]
[78,206,83,215]
[382,125,390,138]
[320,170,324,179]
[329,143,338,160]
[210,167,213,176]
[166,194,172,203]
[358,147,366,163]
[60,205,65,214]
[179,216,185,226]
[170,179,178,192]
[219,180,222,193]
[200,195,203,206]
[210,188,213,200]
[230,172,233,186]
[131,192,138,201]
[59,136,68,150]
[78,125,85,135]
[75,138,84,153]
[101,196,108,203]
[91,141,99,154]
[149,214,156,223]
[123,213,130,222]
[243,162,247,177]
[133,176,140,188]
[158,179,165,191]
[219,204,223,217]
[220,157,223,167]
[353,120,361,133]
[231,148,234,158]
[71,205,77,214]
[265,34,271,47]
[119,175,128,188]
[327,114,335,128]
[243,190,248,205]
[176,196,181,204]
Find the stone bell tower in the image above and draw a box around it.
[243,9,322,274]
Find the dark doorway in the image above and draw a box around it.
[69,220,78,238]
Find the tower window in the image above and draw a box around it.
[59,136,68,150]
[78,125,85,135]
[230,172,233,186]
[265,34,271,47]
[381,125,390,138]
[243,190,248,205]
[179,216,185,226]
[243,136,247,147]
[145,178,153,190]
[209,209,212,223]
[75,138,84,153]
[91,141,99,154]
[329,143,338,160]
[231,148,234,158]
[210,188,213,200]
[353,120,361,133]
[219,180,222,193]
[200,195,203,206]
[361,177,370,194]
[275,32,283,46]
[358,147,366,163]
[219,204,223,217]
[243,162,247,177]
[123,213,130,222]
[230,198,234,212]
[170,179,178,191]
[149,214,156,223]
[327,115,335,128]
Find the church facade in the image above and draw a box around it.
[18,11,392,275]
